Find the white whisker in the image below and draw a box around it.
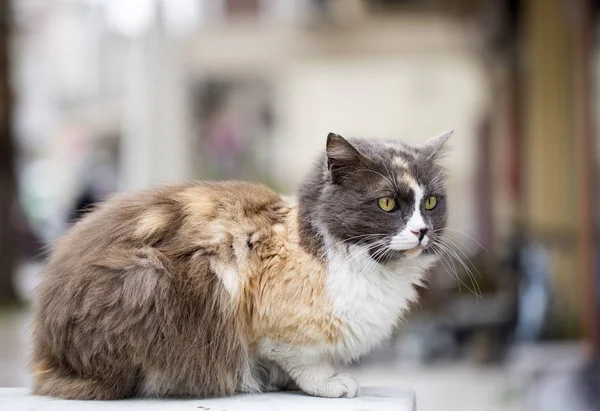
[434,239,482,299]
[435,228,487,251]
[320,233,388,260]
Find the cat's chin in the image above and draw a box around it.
[374,246,426,264]
[403,247,424,258]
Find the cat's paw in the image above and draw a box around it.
[327,373,360,398]
[304,373,360,398]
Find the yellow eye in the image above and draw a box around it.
[378,197,396,212]
[425,196,437,210]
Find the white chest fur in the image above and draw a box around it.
[325,243,436,363]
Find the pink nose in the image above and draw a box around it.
[411,228,429,241]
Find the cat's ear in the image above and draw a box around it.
[421,129,453,160]
[326,132,368,183]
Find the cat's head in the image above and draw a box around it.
[300,131,452,264]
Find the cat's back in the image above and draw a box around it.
[48,181,285,266]
[38,180,290,319]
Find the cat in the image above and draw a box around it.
[31,131,451,400]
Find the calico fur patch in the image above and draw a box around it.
[32,132,451,399]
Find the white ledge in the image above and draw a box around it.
[0,387,415,411]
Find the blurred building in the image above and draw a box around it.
[2,1,599,409]
[12,0,596,340]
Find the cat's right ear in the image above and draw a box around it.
[421,129,453,160]
[326,133,367,183]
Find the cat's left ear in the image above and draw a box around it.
[421,129,453,159]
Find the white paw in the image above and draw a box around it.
[304,373,360,398]
[328,373,360,398]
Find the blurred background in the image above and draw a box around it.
[0,0,598,410]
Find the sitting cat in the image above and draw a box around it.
[32,131,451,399]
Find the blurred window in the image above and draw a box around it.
[225,0,260,16]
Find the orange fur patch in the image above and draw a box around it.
[154,183,341,350]
[239,206,341,349]
[392,156,408,168]
[134,208,173,239]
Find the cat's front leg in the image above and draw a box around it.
[260,341,359,398]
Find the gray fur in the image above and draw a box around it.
[298,133,449,263]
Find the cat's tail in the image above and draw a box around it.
[32,358,135,400]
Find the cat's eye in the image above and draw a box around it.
[378,197,396,212]
[425,196,437,210]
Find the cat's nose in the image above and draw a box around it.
[410,228,429,242]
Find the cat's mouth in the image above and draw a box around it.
[371,242,428,263]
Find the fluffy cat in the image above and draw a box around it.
[32,131,451,400]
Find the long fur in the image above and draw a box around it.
[32,133,449,399]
